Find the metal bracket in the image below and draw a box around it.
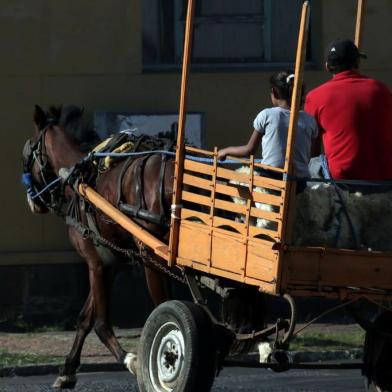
[185,273,207,306]
[184,272,220,326]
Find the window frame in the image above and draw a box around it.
[142,0,318,73]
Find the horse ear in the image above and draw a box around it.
[34,105,47,130]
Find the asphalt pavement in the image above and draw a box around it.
[0,368,366,392]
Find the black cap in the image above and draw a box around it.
[326,39,367,66]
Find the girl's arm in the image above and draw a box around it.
[218,130,262,160]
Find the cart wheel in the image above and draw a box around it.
[137,300,217,392]
[364,312,392,392]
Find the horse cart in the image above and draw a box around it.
[22,0,392,391]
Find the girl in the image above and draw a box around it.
[218,70,318,184]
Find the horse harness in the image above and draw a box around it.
[64,137,184,281]
[22,123,65,214]
[22,121,185,282]
[93,133,173,229]
[62,134,176,268]
[117,150,170,228]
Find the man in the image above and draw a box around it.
[305,39,392,180]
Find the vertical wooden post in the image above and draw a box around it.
[207,147,219,272]
[243,155,255,279]
[168,0,196,266]
[283,1,310,177]
[355,0,366,49]
[278,1,310,287]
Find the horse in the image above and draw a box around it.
[21,105,175,388]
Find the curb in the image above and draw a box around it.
[0,362,124,378]
[238,349,363,363]
[0,349,363,378]
[291,348,363,362]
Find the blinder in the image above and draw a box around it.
[21,127,63,213]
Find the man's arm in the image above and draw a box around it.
[305,93,322,157]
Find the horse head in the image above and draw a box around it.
[22,105,62,214]
[22,105,98,215]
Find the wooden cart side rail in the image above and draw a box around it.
[176,256,277,293]
[181,208,211,225]
[286,288,392,301]
[183,173,212,190]
[253,162,286,173]
[183,173,283,207]
[250,207,281,222]
[182,191,245,214]
[185,146,286,174]
[184,159,213,176]
[180,207,279,239]
[181,190,281,223]
[281,246,392,298]
[184,159,285,190]
[287,246,392,257]
[78,184,169,260]
[217,167,284,189]
[248,225,279,239]
[252,191,283,206]
[185,145,218,156]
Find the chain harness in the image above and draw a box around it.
[65,205,185,284]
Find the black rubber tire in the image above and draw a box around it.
[364,312,392,392]
[137,300,217,392]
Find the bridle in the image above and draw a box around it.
[22,123,64,214]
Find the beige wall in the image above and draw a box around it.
[0,0,391,264]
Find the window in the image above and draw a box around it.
[142,0,310,69]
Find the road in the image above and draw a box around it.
[0,368,366,391]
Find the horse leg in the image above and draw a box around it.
[144,266,170,306]
[90,262,140,374]
[53,291,94,389]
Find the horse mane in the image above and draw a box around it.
[47,105,100,152]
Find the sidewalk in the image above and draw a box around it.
[0,328,141,377]
[0,324,364,377]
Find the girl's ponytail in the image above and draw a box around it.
[270,70,303,106]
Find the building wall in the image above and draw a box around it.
[0,0,391,264]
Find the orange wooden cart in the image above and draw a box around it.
[78,1,392,390]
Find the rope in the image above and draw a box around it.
[22,175,61,200]
[92,150,175,158]
[24,150,392,202]
[293,297,361,337]
[284,174,392,187]
[92,150,263,165]
[92,151,392,185]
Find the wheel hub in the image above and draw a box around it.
[149,322,185,391]
[158,329,184,383]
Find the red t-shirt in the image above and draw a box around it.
[305,71,392,180]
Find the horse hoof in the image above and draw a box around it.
[258,341,273,363]
[124,352,138,375]
[52,375,77,389]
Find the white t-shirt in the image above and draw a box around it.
[253,107,318,177]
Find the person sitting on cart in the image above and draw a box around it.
[217,70,319,192]
[305,39,392,191]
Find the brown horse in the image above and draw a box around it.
[22,105,174,388]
